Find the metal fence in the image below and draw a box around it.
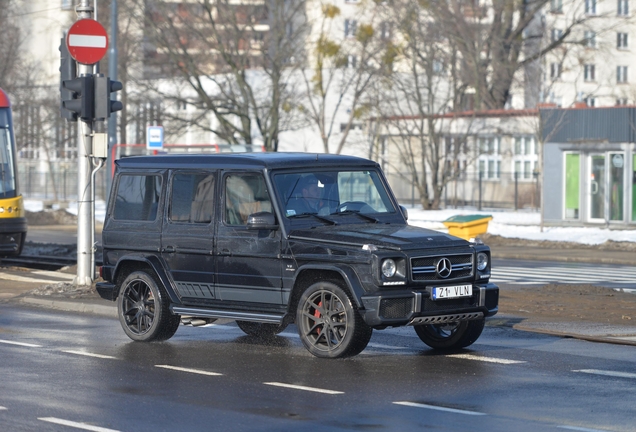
[386,171,541,211]
[18,162,109,203]
[18,162,540,212]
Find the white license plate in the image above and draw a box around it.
[431,284,472,300]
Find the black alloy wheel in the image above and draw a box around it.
[117,271,180,342]
[296,281,372,358]
[414,318,485,350]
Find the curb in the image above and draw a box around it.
[17,296,117,318]
[490,252,636,266]
[512,323,636,347]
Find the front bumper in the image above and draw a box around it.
[0,217,27,256]
[359,283,499,327]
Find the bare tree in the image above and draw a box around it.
[371,0,480,209]
[428,0,606,110]
[0,1,24,92]
[297,1,387,154]
[132,0,308,151]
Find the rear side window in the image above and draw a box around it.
[113,174,162,221]
[169,173,216,223]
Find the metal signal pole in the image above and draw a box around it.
[75,0,95,286]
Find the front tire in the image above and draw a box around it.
[117,271,180,342]
[414,318,485,350]
[236,321,287,338]
[296,281,372,358]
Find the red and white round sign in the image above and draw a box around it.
[66,19,109,65]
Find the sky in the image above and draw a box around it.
[27,200,636,246]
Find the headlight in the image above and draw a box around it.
[382,259,397,278]
[477,252,488,271]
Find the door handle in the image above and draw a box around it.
[591,181,598,195]
[163,245,176,253]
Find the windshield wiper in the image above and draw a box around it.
[288,213,338,225]
[336,210,381,223]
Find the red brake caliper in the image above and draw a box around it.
[314,301,322,334]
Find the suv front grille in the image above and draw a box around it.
[411,253,473,281]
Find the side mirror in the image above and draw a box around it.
[247,211,279,230]
[399,205,409,221]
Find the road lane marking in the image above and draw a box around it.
[446,353,526,364]
[367,342,408,350]
[393,401,486,416]
[62,350,117,360]
[264,382,344,395]
[155,365,222,376]
[0,406,6,410]
[573,369,636,380]
[558,426,609,432]
[38,417,120,432]
[0,339,42,348]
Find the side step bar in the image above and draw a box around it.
[171,306,285,324]
[407,312,483,326]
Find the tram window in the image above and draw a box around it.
[113,174,162,221]
[0,129,16,197]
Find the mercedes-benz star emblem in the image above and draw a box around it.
[436,258,452,278]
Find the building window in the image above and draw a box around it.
[616,98,629,105]
[617,32,629,48]
[347,55,357,68]
[584,31,596,48]
[61,0,72,10]
[585,0,597,14]
[344,19,357,38]
[585,97,596,107]
[513,136,538,180]
[478,137,500,180]
[380,22,391,40]
[550,0,563,13]
[617,65,629,83]
[550,62,562,78]
[618,0,629,15]
[584,64,596,81]
[551,28,563,42]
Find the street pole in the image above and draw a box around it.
[75,0,95,286]
[107,0,118,192]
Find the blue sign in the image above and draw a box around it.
[147,125,164,150]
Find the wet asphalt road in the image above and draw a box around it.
[1,305,635,432]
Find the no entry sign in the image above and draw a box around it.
[66,19,108,65]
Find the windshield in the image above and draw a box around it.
[0,127,16,199]
[273,170,396,220]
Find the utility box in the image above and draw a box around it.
[443,214,493,240]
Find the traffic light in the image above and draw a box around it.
[93,75,123,120]
[59,38,77,121]
[62,75,94,121]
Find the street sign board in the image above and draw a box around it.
[66,19,108,65]
[147,126,164,150]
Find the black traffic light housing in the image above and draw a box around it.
[94,75,123,120]
[62,75,95,121]
[59,38,78,121]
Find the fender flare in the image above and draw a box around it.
[293,264,366,308]
[113,254,181,304]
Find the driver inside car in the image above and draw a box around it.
[288,175,327,215]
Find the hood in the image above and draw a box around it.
[288,224,468,251]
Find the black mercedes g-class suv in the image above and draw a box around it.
[97,153,498,358]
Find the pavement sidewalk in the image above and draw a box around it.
[1,235,636,347]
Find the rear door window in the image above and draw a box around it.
[113,174,162,221]
[169,173,216,224]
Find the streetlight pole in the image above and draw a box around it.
[107,0,118,191]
